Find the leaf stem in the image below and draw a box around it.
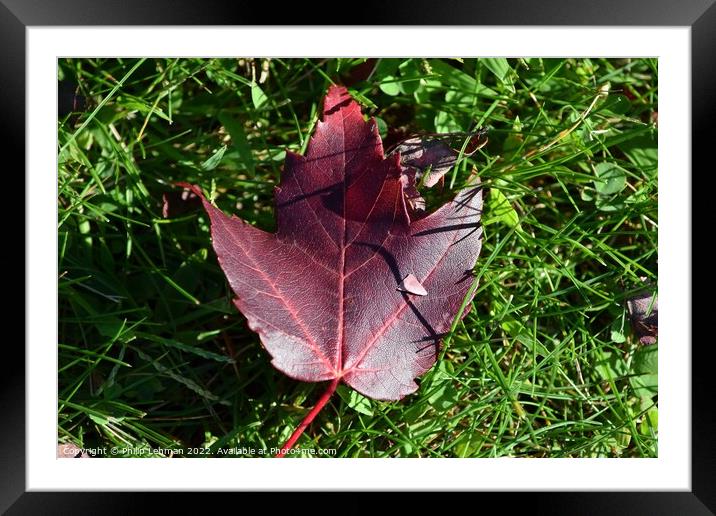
[275,378,339,458]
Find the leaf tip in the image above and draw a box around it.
[322,84,353,116]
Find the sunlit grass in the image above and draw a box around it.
[58,57,658,458]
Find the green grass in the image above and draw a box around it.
[58,57,658,458]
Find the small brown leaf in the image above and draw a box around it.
[389,130,488,188]
[627,288,658,345]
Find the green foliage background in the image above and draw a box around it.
[58,58,658,458]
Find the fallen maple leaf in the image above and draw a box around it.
[180,85,483,455]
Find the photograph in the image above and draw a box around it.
[57,57,659,459]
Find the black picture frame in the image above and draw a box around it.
[5,0,709,512]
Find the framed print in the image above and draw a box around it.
[4,0,710,512]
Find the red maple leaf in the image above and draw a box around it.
[180,85,483,454]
